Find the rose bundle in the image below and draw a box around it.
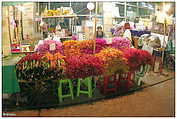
[16,53,44,70]
[64,54,104,79]
[122,48,152,71]
[16,52,66,81]
[138,49,153,66]
[122,48,142,71]
[63,40,80,56]
[95,48,128,76]
[79,38,107,54]
[35,39,63,54]
[111,37,131,49]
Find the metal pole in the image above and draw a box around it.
[90,10,92,21]
[48,2,50,10]
[70,1,72,7]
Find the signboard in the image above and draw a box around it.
[49,43,56,51]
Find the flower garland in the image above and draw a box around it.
[111,37,131,49]
[95,48,128,76]
[64,54,104,79]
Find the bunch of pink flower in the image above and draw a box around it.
[35,39,63,54]
[111,37,131,49]
[64,54,104,79]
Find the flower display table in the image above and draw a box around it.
[2,65,20,94]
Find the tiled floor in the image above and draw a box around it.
[4,78,174,117]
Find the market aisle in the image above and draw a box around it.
[39,79,175,117]
[3,74,175,116]
[10,79,174,117]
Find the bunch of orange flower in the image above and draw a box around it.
[78,38,107,54]
[96,48,128,76]
[43,52,65,69]
[63,40,80,56]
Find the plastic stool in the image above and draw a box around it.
[152,50,163,73]
[102,75,119,94]
[58,79,74,102]
[134,65,149,86]
[77,77,93,97]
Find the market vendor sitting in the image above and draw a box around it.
[96,26,105,38]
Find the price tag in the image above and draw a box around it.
[49,43,56,51]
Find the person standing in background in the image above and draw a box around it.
[96,26,105,38]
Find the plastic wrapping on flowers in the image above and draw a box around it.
[16,53,45,81]
[16,52,66,81]
[95,48,129,76]
[79,38,107,54]
[64,54,104,79]
[35,39,63,54]
[111,37,131,49]
[63,40,80,56]
[42,52,66,80]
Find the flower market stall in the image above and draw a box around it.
[12,37,153,108]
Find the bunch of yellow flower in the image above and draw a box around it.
[95,48,128,76]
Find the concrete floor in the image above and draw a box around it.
[4,78,175,117]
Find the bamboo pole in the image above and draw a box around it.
[20,4,24,41]
[160,18,167,74]
[93,2,98,54]
[13,6,16,39]
[93,17,97,54]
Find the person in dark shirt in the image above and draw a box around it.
[96,26,104,38]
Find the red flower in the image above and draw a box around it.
[122,48,153,71]
[64,54,104,79]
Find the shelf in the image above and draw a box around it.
[60,37,72,39]
[112,16,125,19]
[42,15,77,19]
[42,14,103,18]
